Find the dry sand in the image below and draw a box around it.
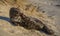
[0,0,60,36]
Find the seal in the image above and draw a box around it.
[9,7,54,35]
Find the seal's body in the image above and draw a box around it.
[9,7,54,35]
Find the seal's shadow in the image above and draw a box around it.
[0,16,16,26]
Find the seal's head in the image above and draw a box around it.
[9,7,21,22]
